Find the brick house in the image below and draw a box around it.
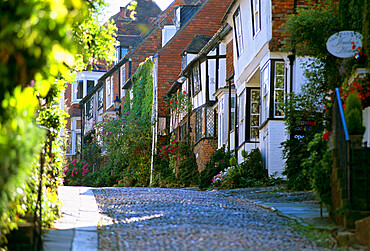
[79,0,233,167]
[64,0,161,160]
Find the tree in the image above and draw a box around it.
[0,0,117,245]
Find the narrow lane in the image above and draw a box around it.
[94,187,325,250]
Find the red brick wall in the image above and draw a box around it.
[226,39,234,78]
[270,0,320,51]
[189,108,217,171]
[157,0,233,118]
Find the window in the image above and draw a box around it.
[250,89,260,139]
[238,90,246,142]
[98,88,103,108]
[66,132,72,154]
[230,97,235,131]
[274,62,285,117]
[195,108,202,142]
[179,122,187,141]
[75,133,81,153]
[120,65,126,98]
[121,47,128,59]
[206,107,216,138]
[76,80,83,99]
[76,119,82,130]
[106,77,113,108]
[233,8,244,56]
[87,80,94,94]
[192,63,201,96]
[251,0,261,36]
[86,97,93,118]
[261,64,269,122]
[162,25,177,46]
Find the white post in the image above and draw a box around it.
[150,55,159,186]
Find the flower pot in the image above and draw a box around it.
[349,134,363,149]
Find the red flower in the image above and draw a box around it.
[323,131,330,140]
[183,91,186,94]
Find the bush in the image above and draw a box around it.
[211,148,270,189]
[239,148,267,180]
[198,147,232,189]
[344,92,366,135]
[63,159,92,186]
[177,157,199,187]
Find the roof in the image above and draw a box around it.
[117,35,142,48]
[179,5,201,26]
[180,23,231,76]
[181,34,213,55]
[221,0,238,23]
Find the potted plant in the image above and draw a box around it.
[344,92,366,148]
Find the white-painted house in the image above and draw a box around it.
[222,0,311,176]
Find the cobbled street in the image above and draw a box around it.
[93,187,326,250]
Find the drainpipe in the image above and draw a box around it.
[288,54,295,94]
[150,54,159,186]
[227,82,231,152]
[128,58,132,78]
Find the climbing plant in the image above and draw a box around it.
[94,58,154,186]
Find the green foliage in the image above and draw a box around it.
[0,0,118,246]
[307,133,332,207]
[177,157,199,187]
[82,142,102,167]
[282,1,340,58]
[212,149,271,189]
[239,149,267,180]
[363,0,370,68]
[0,88,44,244]
[167,90,193,119]
[91,58,154,187]
[131,59,154,117]
[198,147,232,189]
[281,62,325,191]
[339,0,365,30]
[344,92,366,134]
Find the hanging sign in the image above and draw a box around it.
[326,31,362,58]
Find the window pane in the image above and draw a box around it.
[77,80,83,99]
[275,103,284,116]
[87,80,94,94]
[76,120,81,129]
[251,115,259,126]
[275,76,284,89]
[252,103,259,114]
[275,62,285,75]
[251,127,259,139]
[98,88,103,108]
[75,133,81,152]
[275,90,284,102]
[206,107,215,138]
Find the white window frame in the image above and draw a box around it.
[106,77,113,108]
[252,0,261,36]
[120,65,126,98]
[233,7,244,57]
[261,63,270,123]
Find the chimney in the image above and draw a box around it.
[120,7,126,17]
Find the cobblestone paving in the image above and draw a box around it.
[94,187,326,251]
